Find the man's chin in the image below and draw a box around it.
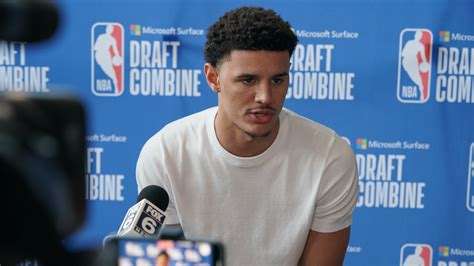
[243,128,273,138]
[241,119,280,139]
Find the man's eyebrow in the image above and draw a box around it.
[273,72,289,77]
[234,72,289,79]
[235,73,257,79]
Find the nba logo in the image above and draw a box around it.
[397,28,433,103]
[467,143,474,212]
[91,22,124,96]
[400,243,432,266]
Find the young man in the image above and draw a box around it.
[137,6,358,265]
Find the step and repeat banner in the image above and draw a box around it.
[1,0,473,265]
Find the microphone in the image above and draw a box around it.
[116,185,169,238]
[0,0,59,42]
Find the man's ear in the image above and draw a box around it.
[204,63,220,93]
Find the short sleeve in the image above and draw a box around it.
[136,136,180,225]
[311,135,359,233]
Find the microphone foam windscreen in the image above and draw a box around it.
[137,185,169,211]
[0,0,60,42]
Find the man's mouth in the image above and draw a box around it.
[248,109,274,123]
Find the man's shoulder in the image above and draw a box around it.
[282,108,353,155]
[162,106,216,132]
[145,106,216,147]
[283,108,336,138]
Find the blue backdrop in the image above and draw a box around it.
[2,0,473,265]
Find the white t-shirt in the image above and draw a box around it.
[136,107,358,266]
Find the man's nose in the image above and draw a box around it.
[255,81,273,105]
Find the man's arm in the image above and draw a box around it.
[299,227,351,266]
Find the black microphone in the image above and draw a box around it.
[116,185,169,238]
[0,0,59,42]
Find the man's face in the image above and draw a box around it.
[210,50,290,139]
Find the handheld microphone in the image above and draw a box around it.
[0,0,59,42]
[117,185,169,238]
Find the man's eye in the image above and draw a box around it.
[242,78,255,84]
[272,78,283,85]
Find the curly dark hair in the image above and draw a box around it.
[204,6,298,67]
